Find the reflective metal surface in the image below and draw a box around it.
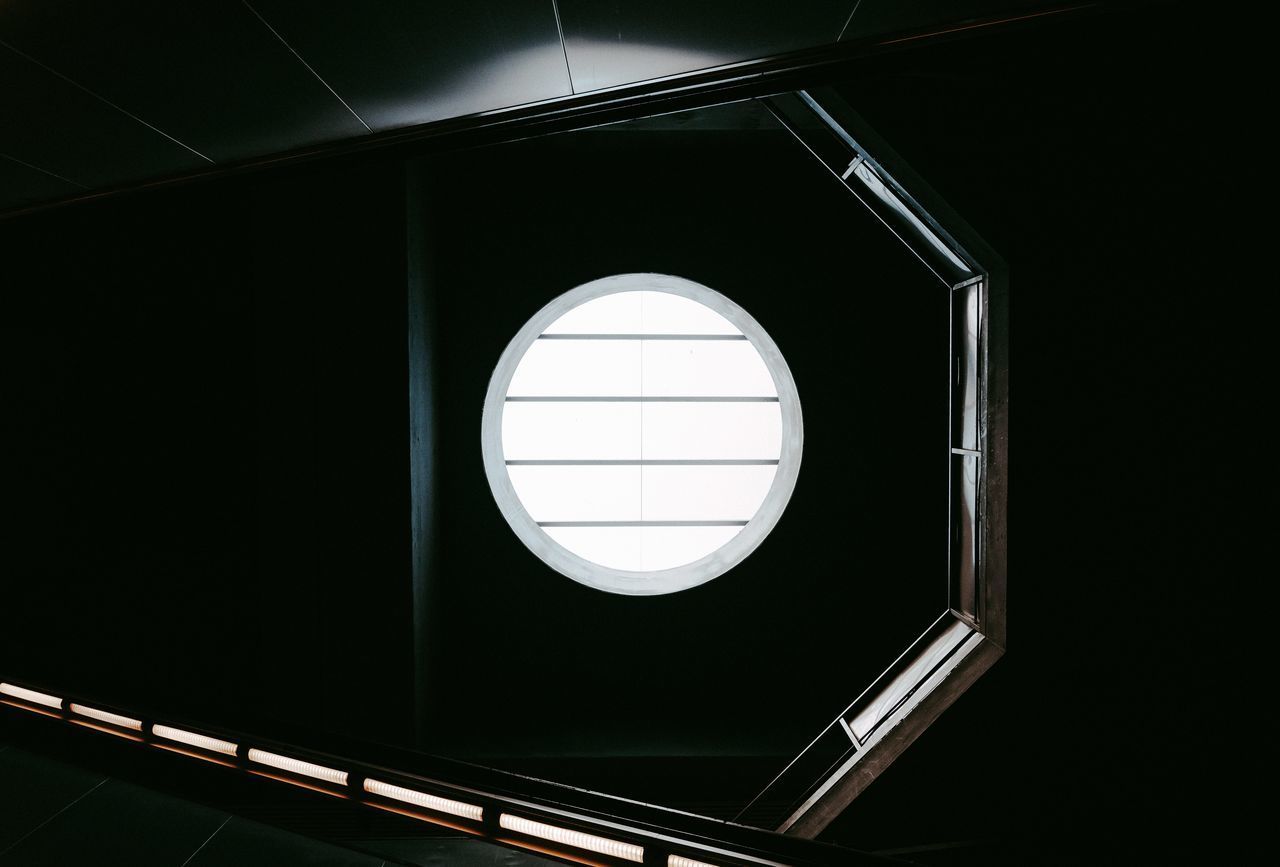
[954,279,982,453]
[731,88,1007,837]
[952,453,980,618]
[763,90,976,286]
[556,0,853,91]
[247,1,573,130]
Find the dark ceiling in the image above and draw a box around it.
[0,0,1059,214]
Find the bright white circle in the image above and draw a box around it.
[481,274,802,595]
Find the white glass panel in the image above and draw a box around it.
[508,465,641,522]
[545,526,644,571]
[545,524,746,571]
[543,291,642,334]
[642,465,777,521]
[642,340,776,396]
[639,290,740,334]
[502,402,642,460]
[640,525,743,570]
[642,402,782,460]
[508,340,640,396]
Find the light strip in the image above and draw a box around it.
[499,814,644,863]
[69,703,143,731]
[247,748,348,786]
[152,724,238,756]
[363,777,483,822]
[669,856,721,867]
[0,683,62,710]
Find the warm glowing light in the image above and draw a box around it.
[499,814,643,863]
[69,703,142,731]
[152,742,238,767]
[0,683,62,709]
[152,724,238,756]
[71,719,144,741]
[366,800,477,834]
[247,749,348,786]
[669,855,720,867]
[363,777,483,821]
[0,699,60,718]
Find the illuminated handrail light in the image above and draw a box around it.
[0,683,62,710]
[247,749,348,786]
[363,777,483,822]
[499,814,644,863]
[152,724,238,756]
[69,703,143,731]
[669,855,721,867]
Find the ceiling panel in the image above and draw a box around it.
[844,0,1059,41]
[0,1,368,164]
[0,45,206,194]
[246,1,573,130]
[0,154,84,210]
[555,0,854,92]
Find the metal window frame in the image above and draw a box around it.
[723,88,1008,836]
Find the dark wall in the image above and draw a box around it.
[0,159,415,745]
[815,7,1239,862]
[0,3,1242,860]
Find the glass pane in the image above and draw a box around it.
[507,465,642,522]
[642,464,778,521]
[641,340,776,396]
[502,402,642,460]
[642,402,782,460]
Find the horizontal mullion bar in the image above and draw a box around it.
[538,333,746,340]
[505,396,779,402]
[950,447,981,456]
[506,459,780,466]
[537,520,749,528]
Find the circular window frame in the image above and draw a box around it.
[481,273,803,595]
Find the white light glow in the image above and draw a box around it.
[508,340,641,397]
[503,402,642,461]
[0,683,62,710]
[152,725,238,756]
[247,749,348,786]
[363,778,483,821]
[484,275,803,594]
[542,290,740,335]
[499,286,789,575]
[69,704,142,731]
[508,465,641,522]
[640,340,775,396]
[640,401,782,461]
[499,814,644,863]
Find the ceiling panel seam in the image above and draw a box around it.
[0,776,108,859]
[0,38,213,164]
[0,151,87,189]
[838,0,864,42]
[240,1,372,132]
[549,0,576,94]
[177,815,233,867]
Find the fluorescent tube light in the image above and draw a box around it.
[152,724,238,756]
[0,683,61,709]
[363,777,483,821]
[247,749,347,786]
[499,814,643,863]
[69,703,142,731]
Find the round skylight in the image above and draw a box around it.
[481,274,802,595]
